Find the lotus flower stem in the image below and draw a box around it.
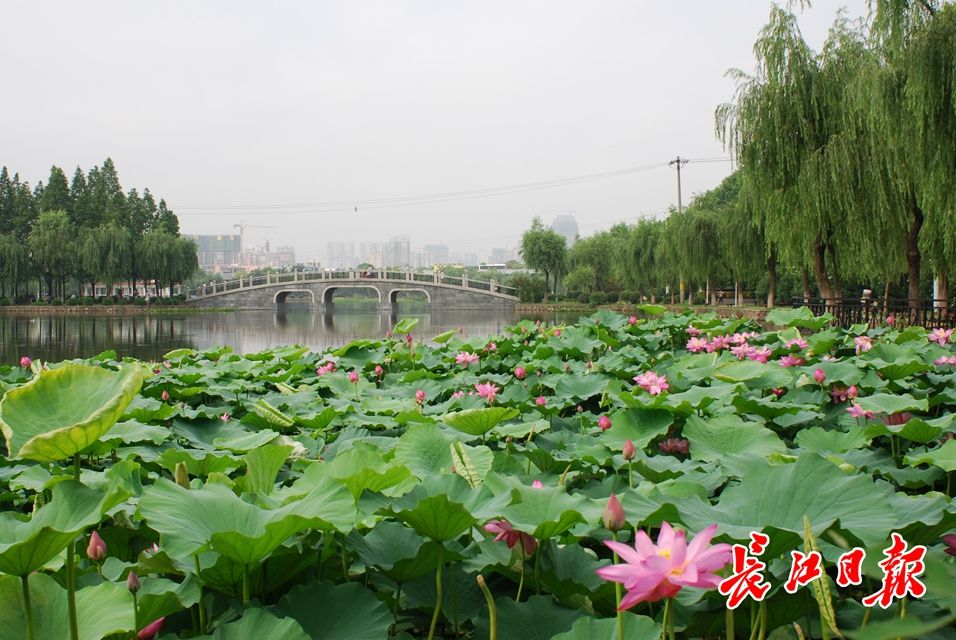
[21,575,35,640]
[477,575,496,640]
[194,556,206,634]
[533,542,541,595]
[515,545,525,602]
[133,590,141,636]
[427,546,443,640]
[611,532,623,640]
[66,541,79,640]
[242,564,250,605]
[726,606,734,640]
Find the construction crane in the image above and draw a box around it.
[233,221,276,252]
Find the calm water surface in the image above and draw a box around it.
[0,307,582,363]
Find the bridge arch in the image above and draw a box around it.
[274,289,316,305]
[389,288,432,305]
[321,285,382,305]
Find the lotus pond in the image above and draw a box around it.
[1,308,955,640]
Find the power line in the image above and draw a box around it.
[172,156,731,216]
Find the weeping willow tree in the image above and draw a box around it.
[0,232,29,299]
[719,1,956,308]
[614,218,666,301]
[657,205,727,304]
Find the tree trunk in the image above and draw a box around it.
[827,243,843,299]
[883,280,891,314]
[906,198,924,310]
[801,268,812,304]
[937,271,949,310]
[811,240,834,301]
[767,248,778,308]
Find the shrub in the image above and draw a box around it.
[589,291,608,305]
[511,275,547,303]
[605,291,619,304]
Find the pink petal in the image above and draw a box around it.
[604,539,645,566]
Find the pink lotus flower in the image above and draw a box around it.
[628,315,638,326]
[475,382,500,404]
[485,341,497,352]
[531,480,544,489]
[633,371,669,395]
[514,366,526,380]
[375,365,384,377]
[316,362,335,376]
[405,333,413,344]
[848,385,858,399]
[942,534,956,558]
[535,395,547,406]
[451,390,465,399]
[87,531,107,561]
[847,403,875,420]
[706,335,729,353]
[349,371,359,384]
[885,315,895,326]
[20,356,31,368]
[854,336,873,354]
[415,389,426,404]
[813,369,826,383]
[622,439,636,460]
[771,388,785,398]
[929,328,953,345]
[220,413,230,422]
[598,415,612,432]
[484,519,537,554]
[658,437,689,456]
[687,326,701,336]
[730,333,749,345]
[456,352,479,366]
[748,347,772,363]
[935,355,956,366]
[730,344,751,360]
[596,522,732,609]
[785,337,808,350]
[778,355,804,367]
[138,617,166,640]
[686,337,708,353]
[603,494,626,531]
[883,412,912,426]
[553,328,561,337]
[161,390,170,402]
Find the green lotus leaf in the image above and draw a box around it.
[864,415,949,443]
[683,414,786,462]
[392,318,419,334]
[0,573,133,640]
[275,582,393,640]
[795,427,869,454]
[679,454,896,547]
[392,475,506,541]
[138,476,355,565]
[443,407,519,436]
[432,329,457,343]
[251,398,294,428]
[855,393,928,416]
[555,374,608,401]
[552,613,660,639]
[394,493,477,541]
[501,485,597,540]
[240,444,293,495]
[197,607,310,640]
[474,595,582,640]
[765,306,833,329]
[349,521,443,583]
[843,612,956,640]
[0,480,126,576]
[904,439,956,472]
[0,363,144,462]
[637,303,667,316]
[603,408,673,449]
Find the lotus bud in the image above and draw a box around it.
[531,480,544,488]
[87,531,107,562]
[415,389,426,404]
[127,570,140,594]
[628,316,637,325]
[174,462,189,488]
[576,405,584,413]
[942,534,956,557]
[161,390,170,402]
[622,439,636,460]
[514,366,526,380]
[220,413,230,422]
[553,329,561,337]
[885,314,895,326]
[137,617,166,640]
[603,494,626,531]
[349,371,359,383]
[598,415,612,432]
[20,356,32,368]
[374,365,384,377]
[771,388,785,398]
[405,333,413,345]
[535,396,547,406]
[847,385,858,399]
[813,369,826,384]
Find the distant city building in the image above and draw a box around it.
[550,214,579,245]
[240,245,295,270]
[326,241,355,269]
[423,244,450,263]
[358,242,382,265]
[191,234,242,273]
[384,235,411,268]
[490,247,512,264]
[462,252,479,266]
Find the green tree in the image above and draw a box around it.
[40,166,71,214]
[28,210,74,300]
[520,218,567,300]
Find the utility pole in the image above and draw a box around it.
[669,156,689,302]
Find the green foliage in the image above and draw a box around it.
[520,217,568,297]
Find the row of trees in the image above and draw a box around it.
[0,159,198,301]
[521,1,956,309]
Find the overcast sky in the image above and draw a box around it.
[3,1,868,261]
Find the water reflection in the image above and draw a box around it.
[1,306,578,363]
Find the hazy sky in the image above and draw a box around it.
[3,1,868,261]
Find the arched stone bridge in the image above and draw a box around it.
[186,270,519,311]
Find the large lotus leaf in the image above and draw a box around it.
[501,485,598,540]
[138,477,355,565]
[156,448,242,477]
[603,408,673,449]
[394,423,460,477]
[394,493,477,541]
[240,444,293,495]
[135,575,201,628]
[196,607,310,640]
[843,613,956,640]
[552,613,660,639]
[861,343,931,380]
[711,360,793,389]
[855,393,928,416]
[275,581,392,640]
[290,443,415,500]
[474,595,582,640]
[348,521,442,583]
[683,414,786,462]
[679,454,896,547]
[443,407,519,436]
[904,439,956,472]
[0,480,126,576]
[0,573,133,640]
[812,359,865,385]
[864,415,951,443]
[794,427,869,454]
[392,475,507,541]
[765,307,832,329]
[555,374,609,401]
[0,363,144,462]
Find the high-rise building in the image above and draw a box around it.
[191,234,242,272]
[550,214,579,245]
[422,244,450,263]
[384,236,411,268]
[490,247,510,264]
[326,241,355,269]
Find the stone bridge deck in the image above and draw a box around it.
[186,270,519,311]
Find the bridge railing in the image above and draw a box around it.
[188,270,518,299]
[791,297,956,329]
